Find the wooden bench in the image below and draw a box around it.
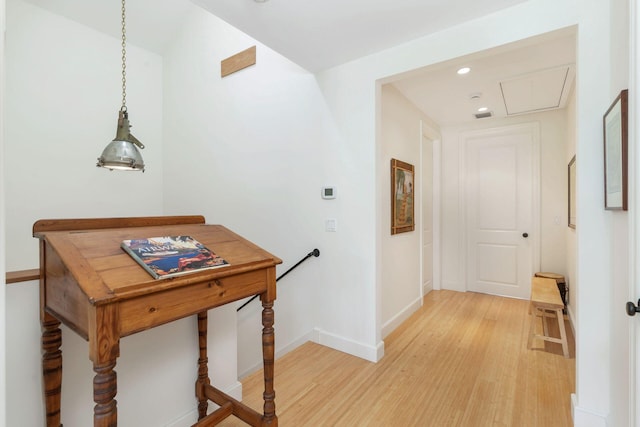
[534,271,567,313]
[527,276,570,358]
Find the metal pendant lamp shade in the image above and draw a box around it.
[97,109,145,171]
[97,0,145,172]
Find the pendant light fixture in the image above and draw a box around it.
[97,0,145,171]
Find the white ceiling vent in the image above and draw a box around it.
[474,111,493,119]
[500,65,575,116]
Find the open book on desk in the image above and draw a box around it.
[121,235,229,279]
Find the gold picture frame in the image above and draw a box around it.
[391,158,415,235]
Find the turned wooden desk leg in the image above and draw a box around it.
[90,305,120,427]
[93,361,117,426]
[261,299,277,426]
[42,314,63,427]
[196,311,211,420]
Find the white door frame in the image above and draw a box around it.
[458,122,541,295]
[0,0,6,424]
[630,0,639,423]
[420,120,441,295]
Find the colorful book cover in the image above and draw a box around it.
[121,236,229,279]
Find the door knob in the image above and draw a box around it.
[627,300,640,316]
[522,232,529,238]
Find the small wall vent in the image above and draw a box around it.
[474,111,493,119]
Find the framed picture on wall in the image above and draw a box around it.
[603,89,628,210]
[391,158,415,235]
[568,155,576,228]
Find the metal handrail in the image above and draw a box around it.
[237,248,320,311]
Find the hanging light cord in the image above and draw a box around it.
[120,0,127,113]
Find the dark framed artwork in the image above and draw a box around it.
[603,89,628,210]
[568,155,576,229]
[391,158,415,235]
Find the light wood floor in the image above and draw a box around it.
[219,290,575,426]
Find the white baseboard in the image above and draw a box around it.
[312,327,384,362]
[571,393,608,427]
[567,305,576,335]
[422,282,433,295]
[165,381,242,427]
[241,326,385,374]
[381,296,422,338]
[239,326,385,381]
[442,280,465,292]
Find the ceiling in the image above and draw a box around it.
[391,30,576,125]
[193,0,531,72]
[23,0,530,71]
[21,0,575,125]
[22,0,193,55]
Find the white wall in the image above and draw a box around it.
[4,0,164,270]
[572,0,624,424]
[439,109,569,292]
[605,0,631,426]
[161,4,334,374]
[573,0,612,416]
[379,84,438,337]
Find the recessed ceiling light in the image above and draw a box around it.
[254,0,269,2]
[477,107,489,112]
[457,67,471,75]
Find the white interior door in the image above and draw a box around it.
[465,124,539,299]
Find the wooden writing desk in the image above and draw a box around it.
[33,216,282,426]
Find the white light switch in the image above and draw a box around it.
[325,218,337,232]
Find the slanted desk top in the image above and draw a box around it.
[34,215,282,426]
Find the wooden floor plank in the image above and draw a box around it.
[218,290,575,426]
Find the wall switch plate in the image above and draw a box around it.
[325,218,337,232]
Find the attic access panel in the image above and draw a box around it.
[500,65,574,116]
